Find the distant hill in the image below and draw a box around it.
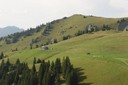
[0,14,128,52]
[0,26,24,37]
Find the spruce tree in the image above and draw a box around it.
[0,52,4,59]
[32,63,36,74]
[38,62,46,85]
[51,61,55,72]
[33,57,36,64]
[16,58,20,65]
[14,72,19,85]
[55,58,61,73]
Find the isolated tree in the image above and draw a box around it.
[30,43,33,49]
[0,52,4,59]
[36,45,39,48]
[54,39,58,43]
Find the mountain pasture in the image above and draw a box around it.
[2,31,128,85]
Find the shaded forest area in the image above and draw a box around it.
[0,57,89,85]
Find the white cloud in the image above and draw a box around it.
[0,0,127,29]
[0,0,95,29]
[108,0,128,17]
[110,0,128,10]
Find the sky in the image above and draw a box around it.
[0,0,128,29]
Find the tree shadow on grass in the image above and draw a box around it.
[75,67,93,85]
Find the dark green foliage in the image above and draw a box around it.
[75,30,85,36]
[36,45,39,48]
[36,24,45,32]
[43,23,53,36]
[32,63,36,74]
[66,69,78,85]
[30,43,33,49]
[62,56,71,78]
[0,52,4,59]
[38,62,46,85]
[31,37,41,44]
[0,37,3,41]
[11,48,18,52]
[55,58,61,73]
[93,26,99,32]
[1,24,44,44]
[102,28,106,31]
[42,70,55,85]
[31,67,38,85]
[16,48,18,51]
[74,25,100,37]
[53,39,58,43]
[51,61,55,72]
[0,57,78,85]
[102,24,111,31]
[16,58,20,65]
[0,59,30,85]
[33,57,36,64]
[6,58,11,67]
[37,59,41,63]
[83,16,86,18]
[120,18,126,22]
[117,20,120,23]
[118,18,128,24]
[12,34,19,43]
[63,17,68,19]
[63,35,71,40]
[14,72,19,85]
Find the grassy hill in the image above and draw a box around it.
[0,14,122,52]
[0,14,128,85]
[2,30,128,85]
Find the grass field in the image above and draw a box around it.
[2,31,128,85]
[0,14,119,52]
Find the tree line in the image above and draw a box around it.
[0,24,45,44]
[0,56,78,85]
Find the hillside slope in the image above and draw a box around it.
[0,14,124,52]
[3,31,128,85]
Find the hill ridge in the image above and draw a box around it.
[0,14,128,52]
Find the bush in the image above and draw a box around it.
[63,35,71,40]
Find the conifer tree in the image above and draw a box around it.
[33,57,36,64]
[51,61,55,72]
[0,52,4,59]
[55,58,61,73]
[14,71,19,85]
[16,58,20,65]
[32,63,36,74]
[38,62,46,85]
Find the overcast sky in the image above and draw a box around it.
[0,0,128,29]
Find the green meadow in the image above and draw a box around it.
[2,31,128,85]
